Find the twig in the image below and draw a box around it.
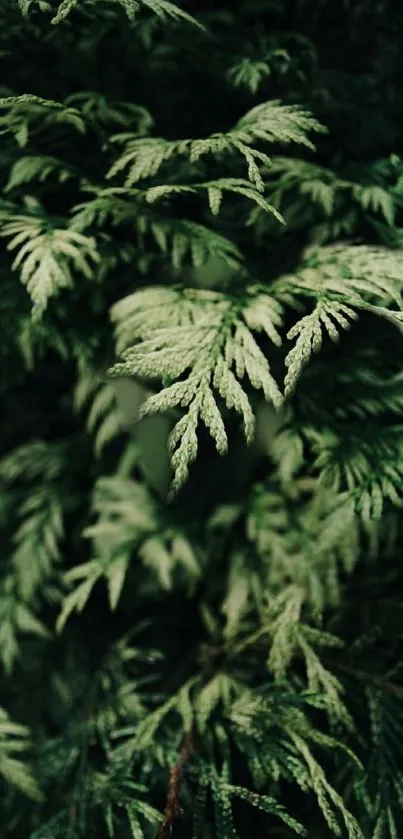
[157,727,196,839]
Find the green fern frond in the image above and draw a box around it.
[107,101,323,191]
[10,487,64,601]
[262,157,397,243]
[307,424,403,522]
[360,689,403,839]
[221,782,306,836]
[0,94,87,139]
[145,177,285,221]
[14,0,204,27]
[245,477,359,612]
[283,299,358,396]
[288,732,363,839]
[71,186,243,269]
[0,440,65,484]
[74,368,124,456]
[57,472,202,626]
[65,93,153,131]
[226,685,361,836]
[133,0,204,28]
[0,211,100,317]
[227,58,271,95]
[0,707,42,800]
[108,286,283,493]
[148,219,242,270]
[295,244,403,307]
[272,244,403,393]
[0,576,49,672]
[70,186,141,230]
[5,156,78,191]
[0,441,66,669]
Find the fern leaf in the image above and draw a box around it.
[0,707,42,800]
[109,286,283,493]
[284,300,358,396]
[0,213,99,317]
[5,156,77,191]
[108,101,322,191]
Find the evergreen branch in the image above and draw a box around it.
[272,244,403,394]
[284,299,358,396]
[107,101,323,191]
[0,211,100,317]
[145,177,286,222]
[47,0,205,27]
[108,286,283,493]
[74,367,125,456]
[5,155,79,191]
[0,707,42,800]
[70,187,243,270]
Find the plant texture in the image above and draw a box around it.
[1,1,403,837]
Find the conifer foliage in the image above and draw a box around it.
[1,0,403,837]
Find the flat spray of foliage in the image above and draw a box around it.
[1,0,403,837]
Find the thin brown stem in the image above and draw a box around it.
[157,727,196,839]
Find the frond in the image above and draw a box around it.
[357,689,403,839]
[260,157,397,243]
[283,299,358,396]
[71,187,243,270]
[0,94,87,139]
[145,177,285,222]
[0,440,65,484]
[307,424,403,522]
[227,58,271,95]
[107,101,323,192]
[48,0,205,26]
[0,707,42,800]
[272,244,403,394]
[0,211,99,318]
[57,473,202,627]
[243,476,358,614]
[0,576,49,673]
[10,486,64,602]
[108,286,284,493]
[65,93,153,132]
[74,367,125,456]
[0,441,66,670]
[5,156,78,191]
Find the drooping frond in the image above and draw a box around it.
[272,244,403,394]
[108,286,284,493]
[107,101,323,192]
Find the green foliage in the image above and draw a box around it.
[0,207,99,319]
[1,1,403,838]
[109,285,284,492]
[0,707,42,800]
[107,101,322,190]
